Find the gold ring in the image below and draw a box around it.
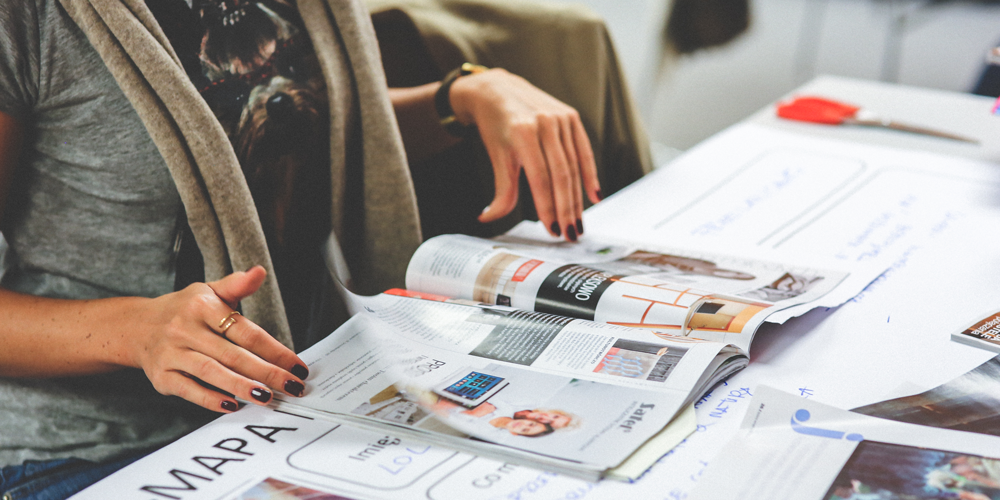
[218,311,241,337]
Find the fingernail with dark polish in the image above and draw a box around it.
[250,387,272,403]
[550,221,561,237]
[221,400,239,412]
[596,190,603,201]
[291,364,309,380]
[566,225,577,242]
[576,218,583,235]
[284,379,305,397]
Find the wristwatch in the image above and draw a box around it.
[435,62,489,138]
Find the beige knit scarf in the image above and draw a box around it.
[58,0,423,349]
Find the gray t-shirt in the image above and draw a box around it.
[0,0,214,466]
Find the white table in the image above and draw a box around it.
[580,74,1000,497]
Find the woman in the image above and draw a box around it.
[0,0,635,498]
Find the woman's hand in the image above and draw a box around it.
[0,111,303,413]
[449,68,602,241]
[129,266,309,413]
[0,266,307,413]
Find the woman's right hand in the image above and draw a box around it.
[129,266,309,413]
[448,68,602,241]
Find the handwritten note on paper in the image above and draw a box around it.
[768,169,979,264]
[650,150,866,246]
[286,426,459,489]
[586,124,999,265]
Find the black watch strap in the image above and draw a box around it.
[434,62,488,138]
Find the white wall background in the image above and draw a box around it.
[573,0,1000,153]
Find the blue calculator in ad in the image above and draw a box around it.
[434,370,508,408]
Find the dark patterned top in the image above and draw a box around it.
[149,0,334,343]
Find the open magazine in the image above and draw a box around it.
[69,229,887,499]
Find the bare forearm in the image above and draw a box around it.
[0,268,312,413]
[0,288,141,377]
[388,69,601,242]
[388,83,460,163]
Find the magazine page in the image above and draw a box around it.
[273,294,744,475]
[355,293,745,396]
[499,220,886,324]
[404,233,848,350]
[853,356,1000,437]
[689,385,1000,500]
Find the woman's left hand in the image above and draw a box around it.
[449,68,602,242]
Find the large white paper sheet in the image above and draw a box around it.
[74,118,1000,500]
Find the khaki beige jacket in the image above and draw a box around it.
[60,0,424,349]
